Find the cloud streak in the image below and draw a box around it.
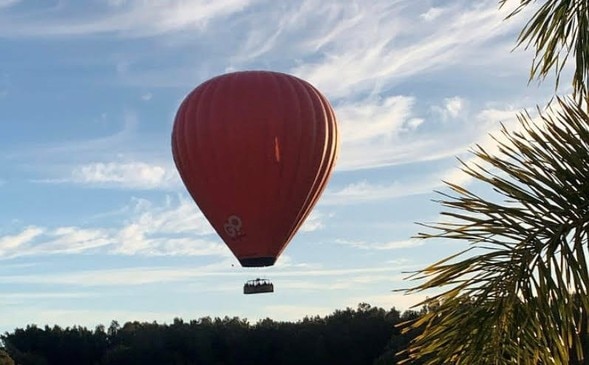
[68,161,179,190]
[0,263,415,287]
[333,238,424,250]
[0,197,222,259]
[289,1,522,98]
[0,0,254,37]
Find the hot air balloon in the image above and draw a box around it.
[171,70,339,293]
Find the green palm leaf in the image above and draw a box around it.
[401,97,589,364]
[500,0,589,98]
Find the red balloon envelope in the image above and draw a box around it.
[172,71,339,267]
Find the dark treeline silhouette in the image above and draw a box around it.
[1,303,424,365]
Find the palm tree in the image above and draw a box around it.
[400,1,589,364]
[502,0,589,99]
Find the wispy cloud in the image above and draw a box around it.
[15,110,140,161]
[290,1,522,98]
[324,179,437,205]
[67,161,178,189]
[323,101,531,204]
[0,0,19,10]
[5,1,536,178]
[259,305,334,321]
[35,161,178,189]
[0,291,98,305]
[347,292,429,311]
[432,96,467,121]
[0,262,417,287]
[270,265,415,278]
[420,7,445,22]
[0,307,193,334]
[0,0,253,37]
[0,266,221,286]
[299,210,329,232]
[107,197,224,257]
[334,95,500,171]
[0,197,223,259]
[0,226,44,256]
[334,238,424,250]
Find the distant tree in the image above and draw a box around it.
[2,304,411,365]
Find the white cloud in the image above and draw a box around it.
[420,7,445,21]
[0,264,407,287]
[0,291,97,305]
[69,161,178,189]
[337,96,416,143]
[335,91,534,171]
[334,238,424,250]
[333,96,483,171]
[291,1,521,98]
[0,307,194,334]
[21,110,139,162]
[271,265,413,278]
[111,197,223,256]
[132,197,214,235]
[445,96,465,118]
[0,226,44,255]
[431,96,467,122]
[260,305,334,321]
[347,292,429,311]
[0,0,253,37]
[41,227,112,254]
[0,267,216,286]
[0,0,19,9]
[322,101,531,203]
[324,180,430,205]
[0,197,224,258]
[9,1,536,176]
[299,210,326,232]
[0,226,112,258]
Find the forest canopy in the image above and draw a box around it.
[1,303,423,365]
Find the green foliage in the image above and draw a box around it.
[398,1,589,363]
[401,98,589,364]
[500,0,589,98]
[1,304,414,365]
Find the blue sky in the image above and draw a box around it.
[0,0,557,333]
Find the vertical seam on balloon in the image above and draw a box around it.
[280,83,338,256]
[213,72,251,262]
[185,79,220,238]
[278,75,311,255]
[201,77,226,224]
[277,77,325,257]
[264,71,285,258]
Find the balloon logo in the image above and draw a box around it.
[223,215,244,240]
[172,70,339,267]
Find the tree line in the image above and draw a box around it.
[0,303,424,365]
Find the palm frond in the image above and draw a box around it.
[401,97,589,364]
[500,0,589,98]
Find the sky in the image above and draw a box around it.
[0,0,558,333]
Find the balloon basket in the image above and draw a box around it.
[243,278,274,294]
